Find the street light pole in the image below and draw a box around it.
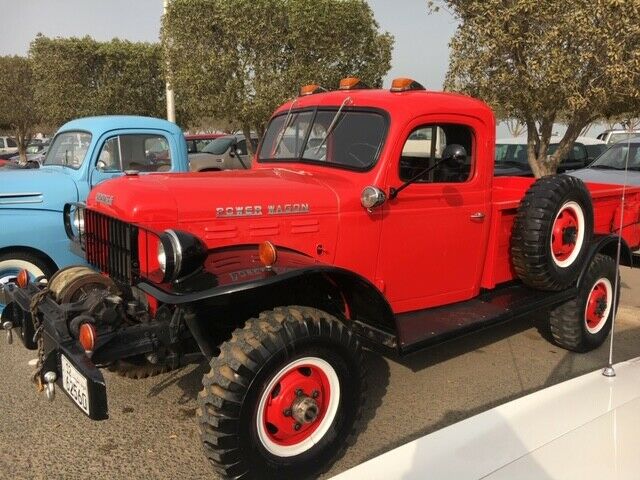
[163,0,176,123]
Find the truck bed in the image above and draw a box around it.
[481,176,640,289]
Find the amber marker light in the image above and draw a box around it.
[339,76,367,90]
[16,269,29,288]
[259,241,278,268]
[79,322,97,354]
[390,77,426,93]
[299,84,324,96]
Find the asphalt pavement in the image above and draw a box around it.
[2,268,640,480]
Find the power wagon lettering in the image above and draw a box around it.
[216,203,310,217]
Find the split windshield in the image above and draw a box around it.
[43,131,92,169]
[258,108,387,170]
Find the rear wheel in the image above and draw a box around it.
[549,254,619,352]
[197,306,365,479]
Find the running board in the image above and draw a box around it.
[396,283,576,355]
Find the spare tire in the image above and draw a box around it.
[511,175,593,291]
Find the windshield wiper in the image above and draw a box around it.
[313,96,352,155]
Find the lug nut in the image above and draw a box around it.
[312,390,319,398]
[294,423,301,431]
[295,389,303,397]
[283,408,292,417]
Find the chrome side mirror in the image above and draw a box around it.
[361,186,386,211]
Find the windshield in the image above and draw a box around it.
[201,137,235,155]
[43,131,92,169]
[590,142,640,170]
[495,143,530,168]
[610,132,639,144]
[258,109,387,170]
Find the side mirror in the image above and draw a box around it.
[235,148,243,156]
[441,144,467,166]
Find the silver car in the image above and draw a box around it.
[570,137,640,185]
[188,134,258,172]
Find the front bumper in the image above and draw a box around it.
[1,283,108,420]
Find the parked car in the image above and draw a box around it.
[0,136,18,156]
[188,133,258,171]
[185,133,223,154]
[495,136,607,176]
[571,136,640,185]
[331,356,640,480]
[597,129,640,144]
[0,115,194,313]
[6,142,50,166]
[3,77,638,479]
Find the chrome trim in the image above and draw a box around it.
[165,229,183,277]
[0,192,42,197]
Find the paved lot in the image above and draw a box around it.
[2,267,640,480]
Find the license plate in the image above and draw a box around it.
[61,355,90,416]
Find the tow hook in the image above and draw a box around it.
[2,321,13,344]
[43,371,57,401]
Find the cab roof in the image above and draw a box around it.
[274,88,494,122]
[57,115,183,137]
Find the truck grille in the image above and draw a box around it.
[85,209,138,284]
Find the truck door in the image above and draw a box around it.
[86,131,177,195]
[376,119,491,313]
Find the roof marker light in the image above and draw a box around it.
[299,84,326,96]
[339,77,368,90]
[390,77,426,93]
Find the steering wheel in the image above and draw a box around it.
[346,143,378,167]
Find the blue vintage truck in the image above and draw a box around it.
[0,116,190,311]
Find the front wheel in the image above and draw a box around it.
[549,254,619,352]
[197,306,365,479]
[0,252,55,312]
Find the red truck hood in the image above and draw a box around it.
[87,168,341,257]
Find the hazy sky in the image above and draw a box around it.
[0,0,457,88]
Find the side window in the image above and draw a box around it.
[0,138,5,148]
[7,138,17,147]
[97,134,173,173]
[399,124,473,183]
[237,139,248,155]
[569,144,587,162]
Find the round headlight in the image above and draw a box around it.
[155,230,207,283]
[361,186,386,209]
[157,241,167,273]
[73,206,85,235]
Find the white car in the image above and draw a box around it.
[597,129,640,144]
[333,357,640,480]
[570,136,640,185]
[0,136,18,155]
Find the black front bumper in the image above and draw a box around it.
[1,283,108,420]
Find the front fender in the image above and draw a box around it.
[0,209,87,268]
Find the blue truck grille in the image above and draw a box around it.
[85,209,138,285]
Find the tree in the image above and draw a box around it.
[162,0,393,153]
[0,56,40,163]
[30,35,168,128]
[429,1,640,177]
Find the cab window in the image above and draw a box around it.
[399,124,473,183]
[97,134,172,172]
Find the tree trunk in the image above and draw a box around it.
[242,124,254,157]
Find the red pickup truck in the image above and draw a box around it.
[3,77,640,479]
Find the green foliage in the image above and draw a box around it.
[30,35,167,128]
[162,0,393,151]
[0,55,39,162]
[430,0,640,176]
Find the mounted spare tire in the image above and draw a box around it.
[511,175,593,291]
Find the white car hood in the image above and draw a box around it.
[332,356,640,480]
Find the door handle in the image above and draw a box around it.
[470,212,485,220]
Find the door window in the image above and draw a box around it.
[0,138,4,148]
[6,138,17,147]
[97,134,172,172]
[399,124,473,183]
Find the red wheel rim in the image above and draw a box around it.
[585,280,609,332]
[262,363,331,446]
[551,207,579,262]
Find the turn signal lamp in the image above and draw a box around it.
[339,77,368,90]
[16,269,29,288]
[259,241,278,268]
[390,77,426,93]
[299,84,325,96]
[79,322,97,354]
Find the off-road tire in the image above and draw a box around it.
[197,306,365,480]
[108,357,172,379]
[512,175,593,291]
[550,254,619,352]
